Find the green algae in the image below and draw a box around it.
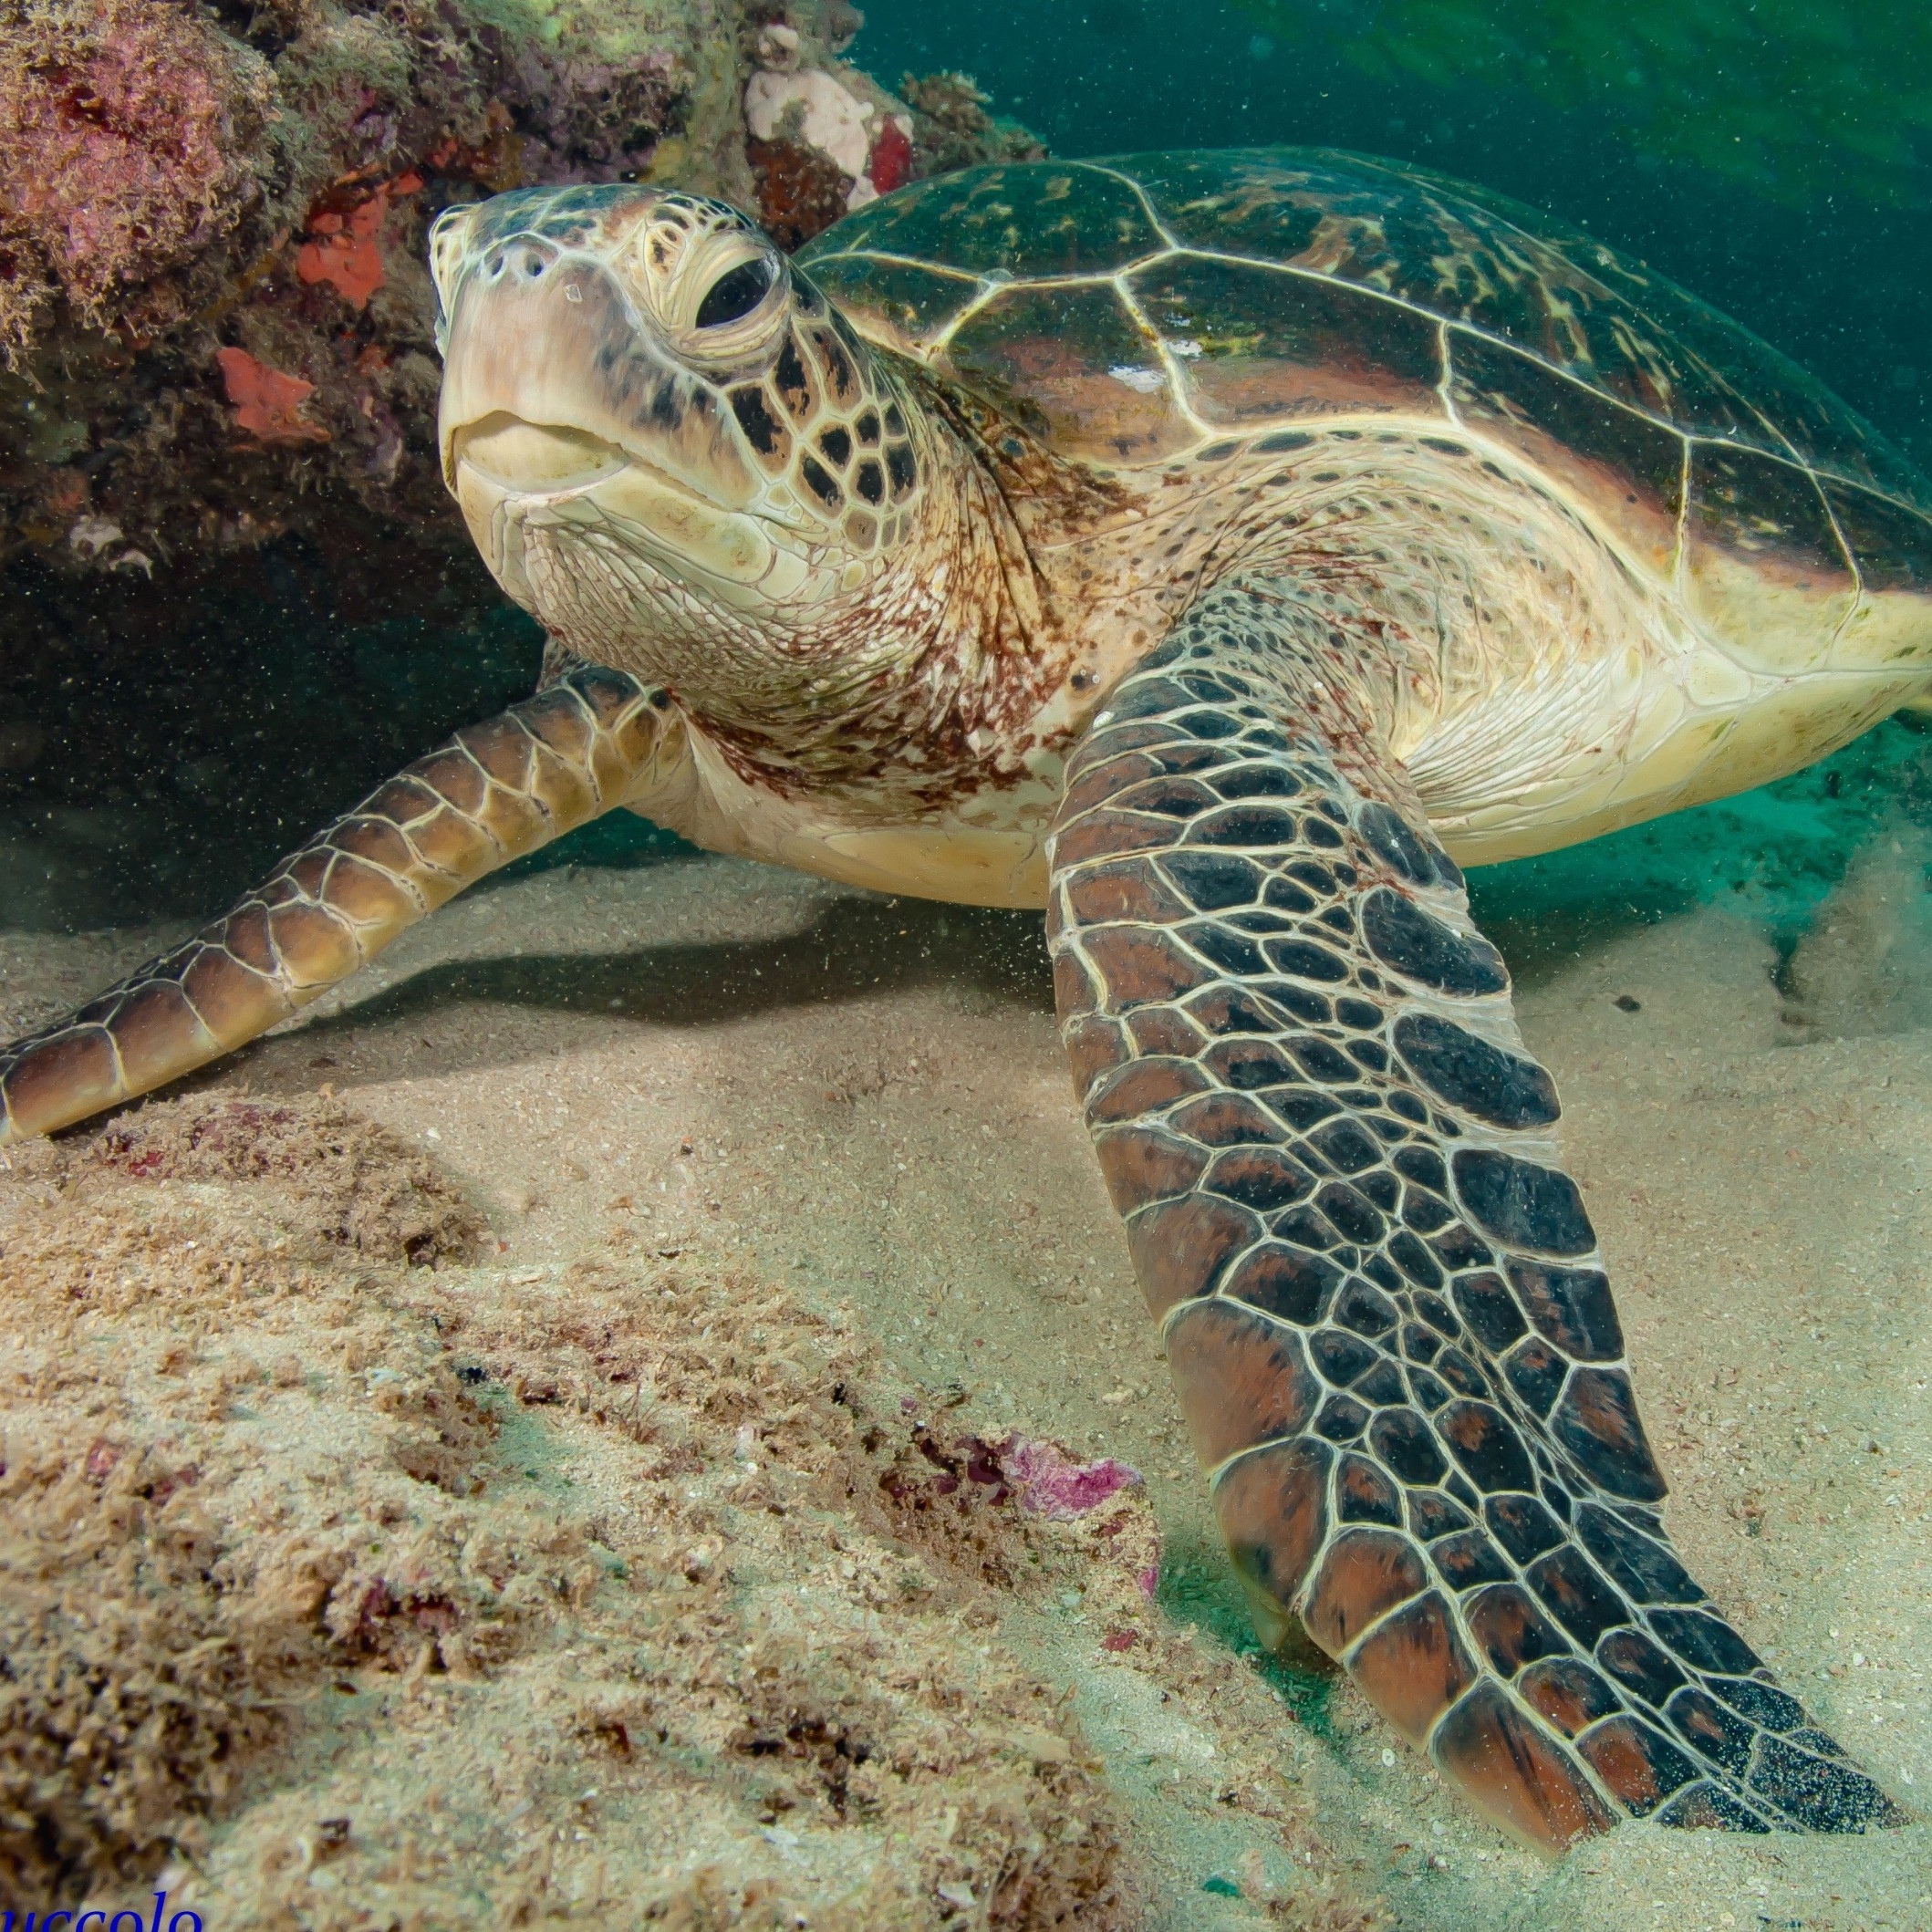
[1231,0,1932,209]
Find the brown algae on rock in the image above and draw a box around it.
[1,1091,1376,1925]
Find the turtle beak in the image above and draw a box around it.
[434,215,779,608]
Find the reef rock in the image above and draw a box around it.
[0,0,1041,580]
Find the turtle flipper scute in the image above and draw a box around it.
[0,667,675,1145]
[1047,576,1907,1853]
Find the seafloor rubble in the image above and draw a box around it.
[0,1092,1379,1927]
[0,0,1039,582]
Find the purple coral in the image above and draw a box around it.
[996,1435,1143,1522]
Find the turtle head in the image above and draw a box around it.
[431,184,930,713]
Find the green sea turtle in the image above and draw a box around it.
[5,150,1928,1853]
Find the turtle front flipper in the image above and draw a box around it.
[1048,576,1906,1854]
[0,666,679,1146]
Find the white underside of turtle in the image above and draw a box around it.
[5,148,1931,1856]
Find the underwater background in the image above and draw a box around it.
[5,7,1932,1924]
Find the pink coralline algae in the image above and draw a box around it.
[997,1435,1142,1521]
[0,0,268,346]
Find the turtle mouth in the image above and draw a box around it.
[449,410,794,611]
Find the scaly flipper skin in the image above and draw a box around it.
[1048,576,1906,1854]
[0,667,674,1147]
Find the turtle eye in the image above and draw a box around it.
[696,257,774,328]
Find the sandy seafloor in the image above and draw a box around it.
[6,741,1932,1929]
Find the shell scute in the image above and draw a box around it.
[811,162,1162,282]
[945,280,1192,461]
[1127,254,1442,429]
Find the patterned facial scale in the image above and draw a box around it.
[1047,573,1903,1850]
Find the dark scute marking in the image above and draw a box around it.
[1180,921,1267,976]
[1452,1148,1596,1256]
[1102,676,1193,722]
[1393,1013,1561,1129]
[1268,1088,1342,1130]
[1594,1627,1686,1707]
[1408,1491,1470,1540]
[730,385,784,455]
[1119,775,1220,817]
[1430,1223,1494,1272]
[1451,1271,1526,1352]
[1314,1394,1370,1441]
[1394,1146,1448,1192]
[1361,888,1509,995]
[1204,1038,1296,1089]
[1287,1036,1356,1084]
[1311,1329,1378,1386]
[1212,1439,1332,1613]
[1169,1091,1285,1147]
[1273,1204,1342,1253]
[1401,1322,1442,1364]
[1655,1781,1771,1832]
[1308,1118,1381,1174]
[1430,1530,1512,1590]
[1552,1368,1667,1501]
[1484,1493,1564,1564]
[1256,979,1333,1023]
[1337,1453,1404,1525]
[1525,1544,1629,1647]
[1439,1401,1535,1493]
[816,423,853,466]
[885,442,918,496]
[1387,1230,1445,1290]
[1262,875,1318,913]
[1184,986,1281,1036]
[1207,1146,1315,1211]
[1465,1584,1569,1676]
[1355,1357,1406,1406]
[1407,1365,1451,1411]
[1646,1609,1761,1677]
[1502,1337,1566,1418]
[854,458,885,504]
[774,336,812,416]
[1520,1658,1623,1739]
[1256,430,1314,452]
[1314,1181,1383,1243]
[1362,1252,1403,1294]
[1224,1242,1343,1324]
[1127,1194,1262,1314]
[815,327,856,399]
[1356,801,1436,885]
[1213,764,1304,800]
[1333,1277,1399,1337]
[798,453,842,508]
[1357,1168,1399,1212]
[1574,1503,1699,1605]
[1749,1737,1906,1832]
[1191,804,1302,847]
[1431,1345,1490,1399]
[1163,849,1262,909]
[1708,1677,1806,1733]
[1664,1686,1757,1777]
[1575,1716,1700,1816]
[1507,1258,1623,1360]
